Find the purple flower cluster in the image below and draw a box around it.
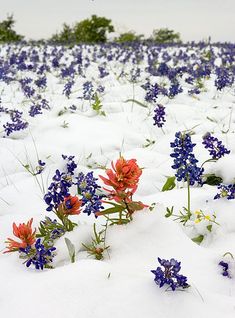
[151,257,189,291]
[214,184,235,200]
[202,133,230,159]
[76,172,104,216]
[153,104,166,128]
[170,132,204,185]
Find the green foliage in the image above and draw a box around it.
[161,176,176,191]
[0,15,24,43]
[64,238,76,263]
[82,223,109,260]
[165,206,192,225]
[51,15,114,44]
[92,94,106,116]
[142,139,155,148]
[51,23,74,43]
[203,174,223,186]
[151,28,181,44]
[115,31,143,43]
[191,235,204,244]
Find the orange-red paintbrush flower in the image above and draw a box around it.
[99,157,142,193]
[61,195,82,215]
[4,218,36,253]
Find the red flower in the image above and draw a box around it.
[4,218,36,253]
[61,195,82,215]
[99,157,142,194]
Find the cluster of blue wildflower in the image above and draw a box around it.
[153,104,166,128]
[218,261,231,278]
[151,257,189,291]
[44,169,73,211]
[215,67,234,91]
[63,80,75,98]
[82,81,94,100]
[3,109,29,136]
[28,98,50,117]
[214,183,235,200]
[1,42,235,139]
[35,159,46,175]
[76,171,104,216]
[62,155,77,175]
[44,155,77,211]
[98,65,109,78]
[202,133,230,159]
[20,239,56,270]
[170,132,204,185]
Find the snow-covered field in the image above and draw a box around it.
[0,43,235,318]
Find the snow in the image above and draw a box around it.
[0,44,235,318]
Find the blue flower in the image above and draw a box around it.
[153,104,166,128]
[218,261,231,278]
[214,184,235,200]
[170,132,204,185]
[20,239,56,270]
[63,80,75,98]
[76,172,104,216]
[202,133,230,159]
[151,257,189,291]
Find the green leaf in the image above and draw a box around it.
[64,237,75,263]
[165,206,174,218]
[203,174,222,186]
[161,176,176,192]
[92,93,106,116]
[207,224,212,232]
[191,235,204,244]
[98,205,125,215]
[127,201,145,211]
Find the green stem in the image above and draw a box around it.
[200,158,217,168]
[187,176,191,219]
[119,211,122,224]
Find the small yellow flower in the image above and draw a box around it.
[195,219,201,224]
[205,215,211,221]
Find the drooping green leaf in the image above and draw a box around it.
[207,224,212,232]
[64,237,75,263]
[161,176,176,192]
[191,235,204,244]
[203,174,222,186]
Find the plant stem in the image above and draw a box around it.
[187,176,191,219]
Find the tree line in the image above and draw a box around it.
[0,14,181,44]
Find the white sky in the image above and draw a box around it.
[0,0,234,41]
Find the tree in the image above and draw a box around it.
[115,31,144,43]
[51,15,114,44]
[0,15,24,43]
[51,23,75,43]
[151,28,181,44]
